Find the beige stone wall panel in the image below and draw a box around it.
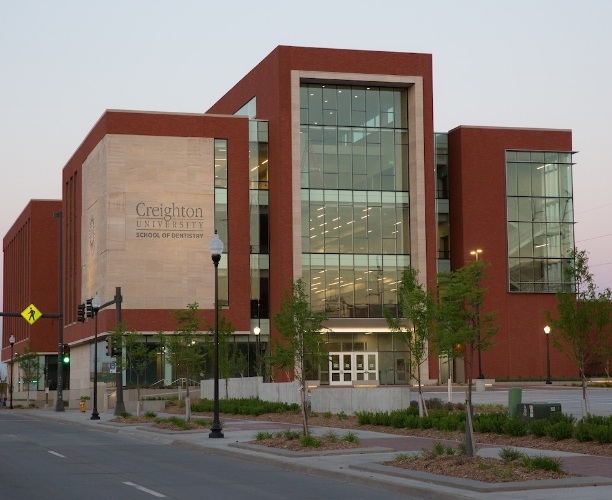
[82,134,216,311]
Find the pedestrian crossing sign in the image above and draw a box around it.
[21,304,42,325]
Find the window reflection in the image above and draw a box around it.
[506,150,575,292]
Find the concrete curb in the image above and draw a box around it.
[350,462,612,493]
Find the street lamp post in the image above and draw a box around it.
[91,294,102,420]
[254,326,261,377]
[470,249,484,380]
[9,335,15,409]
[208,231,224,439]
[544,325,552,384]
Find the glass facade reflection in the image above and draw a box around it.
[506,150,575,292]
[300,83,410,318]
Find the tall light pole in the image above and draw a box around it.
[544,325,552,384]
[9,335,15,409]
[208,231,224,439]
[470,249,484,380]
[91,294,102,419]
[254,326,261,377]
[53,210,65,412]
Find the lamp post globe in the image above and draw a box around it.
[208,231,224,438]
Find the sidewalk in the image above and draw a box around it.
[19,407,612,499]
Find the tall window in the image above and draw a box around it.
[506,150,575,292]
[248,120,269,320]
[300,83,410,317]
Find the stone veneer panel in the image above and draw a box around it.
[82,134,216,310]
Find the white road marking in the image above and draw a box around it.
[124,482,166,497]
[48,451,66,458]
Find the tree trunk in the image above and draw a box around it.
[417,364,428,417]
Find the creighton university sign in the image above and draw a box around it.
[134,201,205,239]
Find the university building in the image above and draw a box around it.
[2,46,578,395]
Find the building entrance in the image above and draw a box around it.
[328,352,378,385]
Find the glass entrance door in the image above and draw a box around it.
[329,352,378,385]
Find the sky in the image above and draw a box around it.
[1,1,611,342]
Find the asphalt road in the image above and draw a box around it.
[0,412,438,500]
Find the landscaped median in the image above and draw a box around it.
[108,396,612,485]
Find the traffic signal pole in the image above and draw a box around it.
[78,287,124,415]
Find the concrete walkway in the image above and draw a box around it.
[15,406,612,500]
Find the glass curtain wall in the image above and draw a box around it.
[506,150,575,292]
[435,133,450,274]
[300,83,410,318]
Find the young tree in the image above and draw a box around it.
[16,345,41,406]
[385,267,435,417]
[434,260,497,456]
[205,314,245,399]
[547,248,612,416]
[159,303,206,421]
[110,323,157,416]
[271,278,328,435]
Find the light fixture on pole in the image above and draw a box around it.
[254,325,261,377]
[91,294,102,420]
[470,249,484,380]
[544,325,552,384]
[208,231,224,439]
[9,335,15,409]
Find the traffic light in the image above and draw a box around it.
[62,345,70,364]
[77,303,86,322]
[85,298,94,318]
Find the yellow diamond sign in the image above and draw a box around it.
[22,304,42,325]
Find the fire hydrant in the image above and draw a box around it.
[79,400,86,412]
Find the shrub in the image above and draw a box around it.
[324,430,338,443]
[337,411,348,420]
[190,398,300,416]
[528,419,549,437]
[144,411,157,418]
[355,411,373,425]
[390,411,407,428]
[503,418,528,437]
[473,412,508,434]
[254,431,274,440]
[404,414,421,429]
[522,455,563,473]
[342,431,360,444]
[429,441,458,457]
[546,421,574,441]
[280,429,301,440]
[193,418,213,427]
[499,447,524,461]
[592,425,612,444]
[323,411,333,419]
[435,412,464,432]
[427,398,445,410]
[419,416,434,429]
[573,421,594,442]
[300,434,321,447]
[395,453,410,461]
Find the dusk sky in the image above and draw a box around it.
[1,1,611,344]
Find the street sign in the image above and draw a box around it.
[21,304,42,325]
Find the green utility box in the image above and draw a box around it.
[517,402,562,420]
[508,387,522,418]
